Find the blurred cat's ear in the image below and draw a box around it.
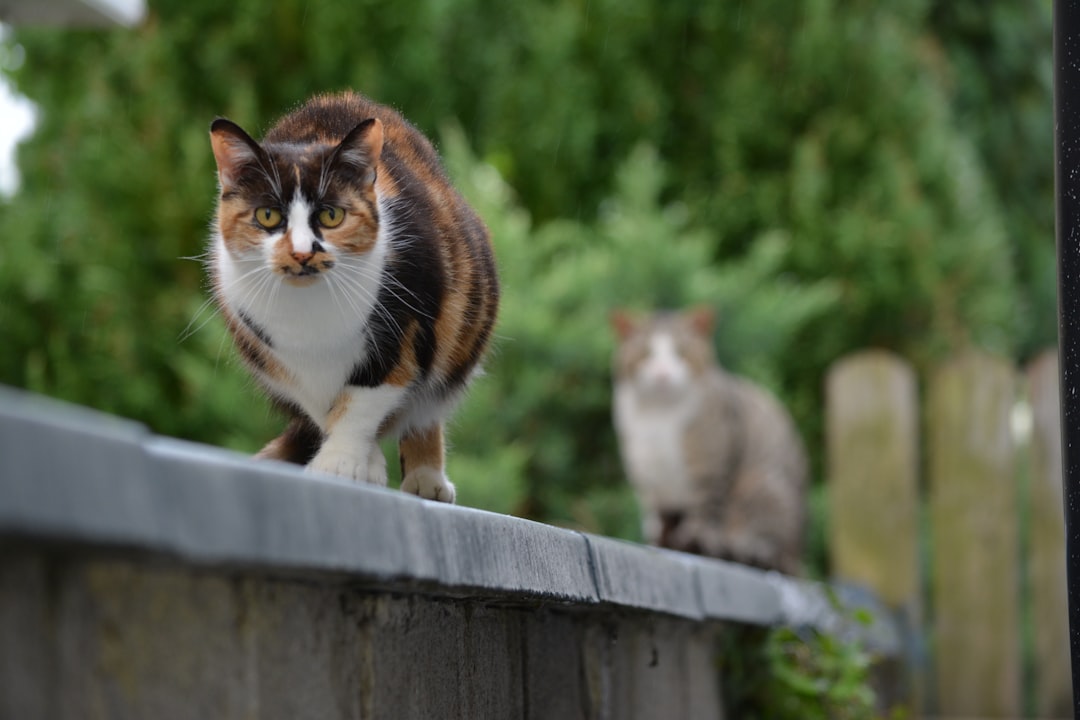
[610,310,638,340]
[209,119,264,191]
[331,118,384,186]
[686,305,716,336]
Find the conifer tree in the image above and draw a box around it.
[0,0,1049,535]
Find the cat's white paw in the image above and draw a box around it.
[367,448,388,487]
[642,511,663,545]
[307,445,387,487]
[400,466,456,503]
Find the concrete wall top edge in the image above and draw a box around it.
[0,385,829,629]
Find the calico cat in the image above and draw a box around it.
[208,91,498,503]
[611,307,806,574]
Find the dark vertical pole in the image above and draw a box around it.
[1055,1,1080,712]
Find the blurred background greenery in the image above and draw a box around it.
[0,0,1053,570]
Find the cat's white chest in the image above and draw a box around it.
[613,385,699,510]
[217,246,379,427]
[271,332,365,424]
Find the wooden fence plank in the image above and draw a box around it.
[826,350,920,612]
[826,350,921,712]
[928,351,1019,717]
[1027,350,1070,718]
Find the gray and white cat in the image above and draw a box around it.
[611,307,807,574]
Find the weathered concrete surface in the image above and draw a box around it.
[586,535,702,619]
[0,550,724,720]
[694,557,783,626]
[592,617,722,720]
[0,386,896,719]
[0,384,816,625]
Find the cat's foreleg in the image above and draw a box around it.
[307,385,404,486]
[256,416,322,465]
[640,509,663,545]
[398,423,456,503]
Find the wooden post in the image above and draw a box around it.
[826,351,920,608]
[928,351,1019,717]
[1028,349,1071,718]
[826,350,921,710]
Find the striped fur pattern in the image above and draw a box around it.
[208,91,499,502]
[611,307,807,574]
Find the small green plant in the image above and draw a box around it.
[765,626,876,719]
[721,621,908,720]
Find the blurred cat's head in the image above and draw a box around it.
[611,307,717,402]
[209,116,384,287]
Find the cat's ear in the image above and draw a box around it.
[330,118,384,186]
[210,119,264,191]
[685,305,716,336]
[610,310,638,340]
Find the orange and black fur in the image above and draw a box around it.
[208,91,498,502]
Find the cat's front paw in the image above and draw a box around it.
[400,466,456,503]
[307,445,388,487]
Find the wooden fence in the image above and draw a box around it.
[826,348,1069,719]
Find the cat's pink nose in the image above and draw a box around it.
[648,368,675,384]
[291,250,313,265]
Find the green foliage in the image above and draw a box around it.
[927,0,1055,359]
[722,622,908,720]
[765,627,875,718]
[0,0,1052,541]
[442,130,837,532]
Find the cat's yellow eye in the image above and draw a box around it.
[318,206,346,228]
[254,207,283,229]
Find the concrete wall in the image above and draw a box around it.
[1,550,728,719]
[0,386,893,719]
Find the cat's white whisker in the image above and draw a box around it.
[334,258,433,322]
[385,280,435,320]
[182,258,275,343]
[317,155,333,198]
[178,296,221,343]
[213,318,233,369]
[327,272,370,329]
[323,273,349,323]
